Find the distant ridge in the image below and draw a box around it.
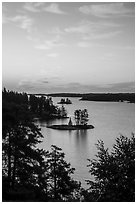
[28,93,135,103]
[80,93,135,103]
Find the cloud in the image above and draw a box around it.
[59,81,135,93]
[26,25,65,51]
[100,53,114,61]
[49,27,64,35]
[109,81,135,91]
[83,30,121,40]
[65,20,121,42]
[77,41,92,48]
[18,75,64,93]
[47,53,59,58]
[23,2,43,12]
[79,3,134,18]
[5,15,33,33]
[41,80,49,84]
[95,81,135,92]
[23,2,66,15]
[35,36,65,50]
[65,23,90,34]
[35,43,51,50]
[66,82,82,88]
[35,40,61,50]
[77,41,106,48]
[18,76,135,93]
[65,20,120,34]
[18,77,50,91]
[18,79,35,90]
[43,3,66,14]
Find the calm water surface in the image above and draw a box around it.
[37,97,135,188]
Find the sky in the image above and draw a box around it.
[2,2,135,93]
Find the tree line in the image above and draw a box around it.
[2,88,135,201]
[3,88,68,120]
[39,92,135,103]
[80,93,135,103]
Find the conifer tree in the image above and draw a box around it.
[46,145,81,201]
[74,109,89,125]
[2,89,48,201]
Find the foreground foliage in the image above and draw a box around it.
[84,134,135,202]
[46,145,81,201]
[2,89,80,201]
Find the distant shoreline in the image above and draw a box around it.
[28,93,135,103]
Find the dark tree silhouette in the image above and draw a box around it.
[74,109,89,125]
[80,93,135,103]
[84,134,135,202]
[46,145,81,201]
[2,89,49,201]
[2,89,81,201]
[29,94,60,119]
[74,109,81,125]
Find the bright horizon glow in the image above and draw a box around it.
[2,2,135,93]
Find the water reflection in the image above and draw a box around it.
[67,129,88,140]
[75,129,88,138]
[73,129,88,154]
[36,117,68,127]
[68,130,73,137]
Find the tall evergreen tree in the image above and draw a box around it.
[46,145,81,201]
[2,89,48,201]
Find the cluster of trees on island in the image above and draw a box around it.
[2,88,135,202]
[58,98,72,104]
[74,109,89,126]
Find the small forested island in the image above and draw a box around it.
[57,98,72,104]
[47,109,94,130]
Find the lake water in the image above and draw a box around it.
[37,97,135,188]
